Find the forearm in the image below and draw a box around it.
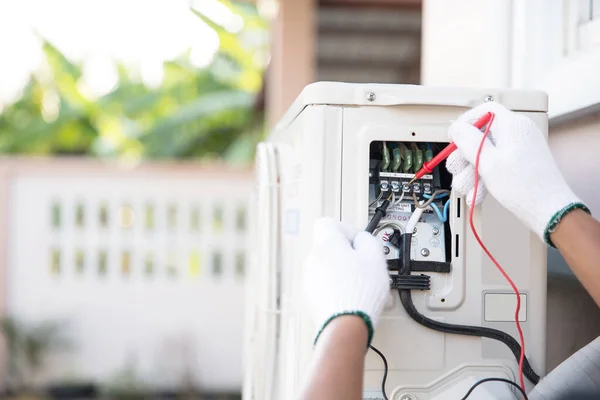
[297,316,368,400]
[551,209,600,306]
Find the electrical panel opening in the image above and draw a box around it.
[369,141,453,264]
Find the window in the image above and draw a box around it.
[212,251,223,277]
[99,203,109,228]
[236,205,247,233]
[121,251,131,276]
[98,250,108,276]
[512,1,600,117]
[145,253,154,277]
[190,206,201,232]
[50,249,61,275]
[565,0,600,53]
[167,204,177,230]
[75,250,85,274]
[51,201,61,229]
[119,204,135,229]
[75,202,85,228]
[189,250,201,277]
[145,203,155,230]
[167,252,177,278]
[213,205,224,233]
[578,0,600,50]
[235,252,245,278]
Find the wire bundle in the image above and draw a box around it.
[368,113,536,399]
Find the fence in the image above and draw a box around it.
[0,157,252,393]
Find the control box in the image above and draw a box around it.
[245,83,548,400]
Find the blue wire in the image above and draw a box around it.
[422,193,449,200]
[443,198,451,221]
[422,193,451,222]
[429,202,445,222]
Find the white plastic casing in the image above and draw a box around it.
[246,82,548,400]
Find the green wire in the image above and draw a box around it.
[381,142,391,171]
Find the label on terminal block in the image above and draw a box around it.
[380,172,434,180]
[390,202,412,213]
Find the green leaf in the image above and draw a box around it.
[139,90,254,157]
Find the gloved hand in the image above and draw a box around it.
[446,102,589,246]
[303,217,389,346]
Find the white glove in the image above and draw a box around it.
[303,217,389,346]
[447,102,588,245]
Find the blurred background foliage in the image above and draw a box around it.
[0,0,267,165]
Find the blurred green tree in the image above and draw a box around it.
[0,0,267,164]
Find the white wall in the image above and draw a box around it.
[421,0,600,370]
[550,113,600,213]
[422,0,512,88]
[1,160,252,392]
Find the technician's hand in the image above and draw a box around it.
[447,102,589,245]
[303,217,389,346]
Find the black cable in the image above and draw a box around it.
[366,199,391,233]
[460,377,529,400]
[369,345,389,400]
[398,233,540,385]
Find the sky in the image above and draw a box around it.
[0,0,240,104]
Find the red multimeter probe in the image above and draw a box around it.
[409,112,493,184]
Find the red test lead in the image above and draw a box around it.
[408,112,494,184]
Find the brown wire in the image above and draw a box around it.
[412,190,451,208]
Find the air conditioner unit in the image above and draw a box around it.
[245,82,548,400]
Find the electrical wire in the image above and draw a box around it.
[368,117,535,396]
[443,198,450,219]
[393,191,405,207]
[369,191,384,207]
[396,290,539,384]
[396,233,540,385]
[412,190,450,208]
[405,203,424,235]
[422,193,451,222]
[460,377,529,400]
[369,345,389,400]
[470,113,527,391]
[422,192,449,201]
[429,202,445,222]
[393,116,540,387]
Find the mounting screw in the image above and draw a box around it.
[432,227,440,236]
[383,246,390,255]
[401,395,415,400]
[421,248,430,257]
[367,92,376,102]
[484,95,494,102]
